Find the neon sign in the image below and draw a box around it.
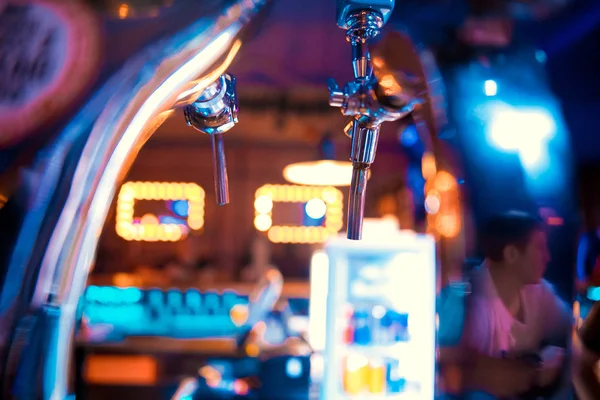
[115,181,204,242]
[254,184,343,244]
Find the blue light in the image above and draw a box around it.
[400,124,419,147]
[123,287,142,303]
[535,50,547,64]
[148,289,164,306]
[488,103,555,173]
[286,357,303,378]
[159,215,186,225]
[171,200,189,217]
[186,289,202,308]
[588,286,600,301]
[167,289,183,307]
[484,80,497,96]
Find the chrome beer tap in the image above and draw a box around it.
[329,0,420,240]
[184,73,239,206]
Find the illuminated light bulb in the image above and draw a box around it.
[305,198,327,219]
[326,221,344,232]
[119,189,134,201]
[230,304,249,326]
[165,184,176,200]
[254,195,273,214]
[294,228,304,243]
[138,184,148,200]
[245,343,260,358]
[133,225,144,241]
[174,184,184,199]
[303,187,313,200]
[269,227,284,243]
[425,192,441,214]
[233,379,249,396]
[422,152,437,180]
[199,366,222,388]
[120,229,134,241]
[188,218,204,230]
[321,189,338,204]
[147,183,157,199]
[326,207,343,217]
[145,225,158,242]
[435,214,460,238]
[162,226,172,242]
[116,220,131,230]
[287,186,296,201]
[255,185,271,198]
[118,3,129,19]
[116,210,134,221]
[283,160,359,187]
[117,201,134,211]
[185,185,197,198]
[188,211,204,221]
[284,227,294,243]
[113,272,135,287]
[274,186,284,200]
[157,184,167,198]
[484,79,497,97]
[254,214,272,232]
[434,171,456,192]
[140,214,159,225]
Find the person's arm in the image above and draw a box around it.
[540,281,572,346]
[574,302,600,400]
[441,298,537,397]
[463,353,537,397]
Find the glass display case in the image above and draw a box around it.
[321,220,436,400]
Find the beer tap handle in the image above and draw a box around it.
[184,74,238,206]
[328,78,346,108]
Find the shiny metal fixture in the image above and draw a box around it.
[330,0,419,240]
[184,73,239,206]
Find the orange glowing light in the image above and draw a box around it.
[118,4,129,18]
[421,152,437,180]
[85,355,157,385]
[425,171,461,239]
[230,304,249,327]
[434,171,457,192]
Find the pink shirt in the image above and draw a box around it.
[462,265,571,357]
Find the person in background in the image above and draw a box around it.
[457,211,571,398]
[573,301,600,399]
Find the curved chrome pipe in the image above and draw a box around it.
[0,1,270,398]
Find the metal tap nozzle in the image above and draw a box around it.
[184,74,238,206]
[348,164,369,240]
[330,1,430,240]
[347,120,379,239]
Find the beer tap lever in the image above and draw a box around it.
[330,0,421,239]
[184,74,238,206]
